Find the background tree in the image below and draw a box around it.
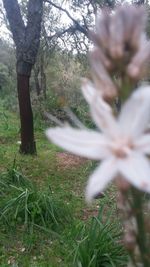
[2,0,43,154]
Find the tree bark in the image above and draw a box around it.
[17,73,36,154]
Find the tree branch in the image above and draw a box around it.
[2,0,25,46]
[44,0,89,37]
[24,0,43,63]
[47,25,75,40]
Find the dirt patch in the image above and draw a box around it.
[56,152,88,170]
[81,208,99,221]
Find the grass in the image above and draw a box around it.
[72,208,127,267]
[0,100,127,267]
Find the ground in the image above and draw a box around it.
[56,152,88,170]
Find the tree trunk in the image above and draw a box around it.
[40,53,47,99]
[17,73,36,154]
[2,0,43,154]
[34,67,41,96]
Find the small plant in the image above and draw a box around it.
[72,207,127,267]
[0,165,72,233]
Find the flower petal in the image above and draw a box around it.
[86,158,118,202]
[119,85,150,137]
[90,53,117,99]
[127,38,150,80]
[82,80,119,138]
[81,78,98,105]
[46,127,110,160]
[135,134,150,155]
[91,99,119,138]
[81,79,111,111]
[118,153,150,193]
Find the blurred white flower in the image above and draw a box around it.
[90,5,150,81]
[46,82,150,202]
[17,141,21,145]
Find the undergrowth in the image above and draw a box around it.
[72,208,127,267]
[0,163,72,233]
[0,106,128,266]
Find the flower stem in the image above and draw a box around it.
[131,187,150,266]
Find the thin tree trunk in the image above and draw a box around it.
[40,54,47,99]
[17,73,36,154]
[34,67,41,96]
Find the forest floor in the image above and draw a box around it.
[0,105,121,267]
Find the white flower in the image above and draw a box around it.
[46,81,150,202]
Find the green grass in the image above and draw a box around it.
[0,100,127,267]
[72,208,127,267]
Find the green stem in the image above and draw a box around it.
[128,251,138,267]
[131,187,150,266]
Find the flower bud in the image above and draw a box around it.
[89,4,150,96]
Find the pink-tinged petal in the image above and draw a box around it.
[91,99,119,138]
[90,55,117,99]
[86,158,118,202]
[119,86,150,137]
[118,154,150,193]
[81,78,112,113]
[46,127,110,160]
[135,134,150,155]
[81,79,111,111]
[81,79,119,138]
[81,79,98,105]
[127,38,150,80]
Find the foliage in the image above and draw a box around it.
[0,40,17,111]
[0,62,9,88]
[0,164,72,232]
[0,39,16,77]
[46,51,83,105]
[72,207,127,267]
[30,50,93,130]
